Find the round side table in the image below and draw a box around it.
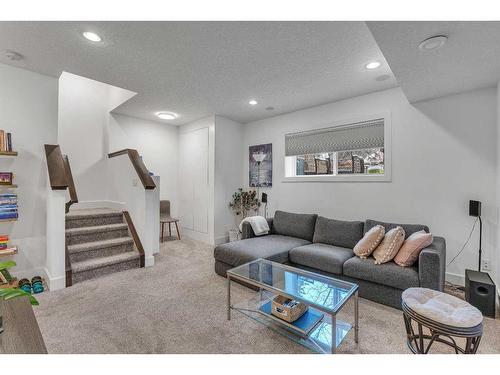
[402,287,483,354]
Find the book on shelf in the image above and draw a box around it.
[0,212,18,220]
[0,172,13,185]
[0,130,13,152]
[7,133,12,152]
[0,246,17,256]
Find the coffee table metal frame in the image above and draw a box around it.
[226,259,359,354]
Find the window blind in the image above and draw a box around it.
[285,118,384,157]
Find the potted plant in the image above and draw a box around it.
[228,188,261,241]
[0,261,39,335]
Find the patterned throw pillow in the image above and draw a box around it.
[353,225,385,258]
[394,230,433,267]
[373,226,405,264]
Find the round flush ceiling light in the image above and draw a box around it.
[249,99,258,106]
[83,31,102,42]
[365,61,381,70]
[418,35,448,51]
[4,50,23,61]
[156,112,177,120]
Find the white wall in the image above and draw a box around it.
[58,72,135,204]
[0,63,58,277]
[108,113,179,217]
[178,116,215,244]
[497,80,500,293]
[214,115,244,244]
[242,87,497,285]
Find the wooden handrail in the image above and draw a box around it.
[62,154,78,213]
[108,149,156,190]
[44,144,78,213]
[123,211,145,268]
[44,145,68,190]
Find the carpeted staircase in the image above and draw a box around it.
[65,209,141,284]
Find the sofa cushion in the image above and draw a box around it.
[313,216,364,249]
[289,243,354,275]
[273,211,318,241]
[365,219,429,239]
[214,234,310,267]
[343,256,419,290]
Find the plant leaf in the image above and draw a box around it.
[0,260,16,270]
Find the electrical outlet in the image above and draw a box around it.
[481,259,491,271]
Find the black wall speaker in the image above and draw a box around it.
[469,200,481,217]
[261,192,268,203]
[465,269,496,318]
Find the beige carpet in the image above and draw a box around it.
[34,238,500,354]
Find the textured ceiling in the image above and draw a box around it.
[0,21,396,125]
[367,21,500,103]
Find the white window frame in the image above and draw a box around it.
[283,112,392,183]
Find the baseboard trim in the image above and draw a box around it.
[446,271,465,286]
[43,267,65,291]
[144,255,155,267]
[182,228,214,245]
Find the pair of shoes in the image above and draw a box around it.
[17,276,44,294]
[32,276,44,294]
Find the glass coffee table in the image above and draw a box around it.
[226,258,359,354]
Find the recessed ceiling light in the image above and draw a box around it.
[418,35,448,51]
[249,99,258,106]
[156,112,177,120]
[365,61,381,70]
[83,31,102,42]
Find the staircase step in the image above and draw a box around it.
[72,252,140,284]
[66,223,130,245]
[68,237,134,263]
[66,209,124,229]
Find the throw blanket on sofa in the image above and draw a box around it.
[239,216,269,236]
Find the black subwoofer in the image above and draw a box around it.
[465,269,496,318]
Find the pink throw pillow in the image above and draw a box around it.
[394,230,433,267]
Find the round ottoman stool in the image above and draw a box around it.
[402,287,483,354]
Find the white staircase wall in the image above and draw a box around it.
[45,189,66,290]
[57,71,137,204]
[107,156,158,266]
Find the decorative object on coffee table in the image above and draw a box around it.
[402,287,483,354]
[271,295,307,323]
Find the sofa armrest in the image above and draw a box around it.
[418,236,446,291]
[241,218,273,239]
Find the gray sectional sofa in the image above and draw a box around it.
[214,211,446,309]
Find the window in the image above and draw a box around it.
[284,115,390,181]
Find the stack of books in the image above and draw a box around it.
[0,235,17,256]
[0,194,18,220]
[0,130,13,152]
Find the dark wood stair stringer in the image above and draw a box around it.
[123,211,145,268]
